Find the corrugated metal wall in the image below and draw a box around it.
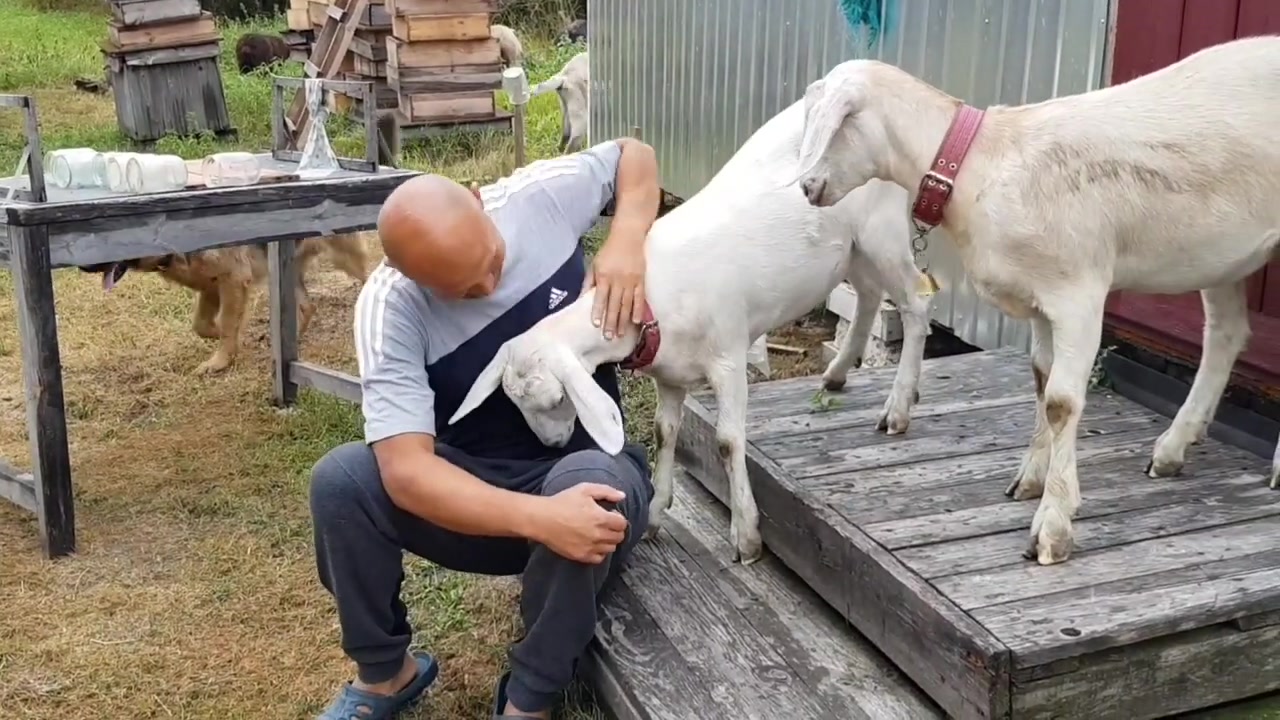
[587,0,1114,353]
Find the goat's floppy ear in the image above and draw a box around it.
[792,78,858,184]
[449,342,511,425]
[549,346,625,455]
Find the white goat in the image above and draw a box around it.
[793,35,1280,566]
[530,51,589,153]
[491,24,523,68]
[448,98,931,564]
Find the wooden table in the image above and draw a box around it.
[0,155,417,558]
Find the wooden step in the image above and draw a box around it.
[584,469,939,719]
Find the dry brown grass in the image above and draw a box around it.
[0,5,838,718]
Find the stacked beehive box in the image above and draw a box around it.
[283,0,315,62]
[343,0,399,115]
[102,0,233,141]
[384,0,508,130]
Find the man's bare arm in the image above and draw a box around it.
[606,137,661,244]
[374,433,544,539]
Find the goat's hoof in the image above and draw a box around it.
[1005,474,1044,501]
[876,405,911,435]
[731,526,763,566]
[641,524,662,542]
[821,375,847,392]
[1145,454,1183,479]
[1024,505,1073,565]
[1269,466,1280,490]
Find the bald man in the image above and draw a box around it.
[310,138,661,720]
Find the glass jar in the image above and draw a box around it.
[126,154,189,193]
[44,148,99,189]
[92,151,141,191]
[201,152,261,187]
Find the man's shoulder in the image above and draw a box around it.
[356,262,430,330]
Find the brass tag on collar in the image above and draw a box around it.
[916,270,940,297]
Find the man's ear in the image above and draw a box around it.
[449,342,511,425]
[549,345,625,454]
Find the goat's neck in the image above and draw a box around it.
[551,291,643,370]
[873,72,966,213]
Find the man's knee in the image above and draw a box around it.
[309,440,384,521]
[542,449,653,511]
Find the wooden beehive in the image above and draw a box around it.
[102,0,232,141]
[383,0,508,127]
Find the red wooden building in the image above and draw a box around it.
[1105,0,1280,398]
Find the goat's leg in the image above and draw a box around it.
[1025,289,1106,565]
[1148,282,1249,478]
[877,285,929,434]
[1006,315,1055,499]
[707,357,762,564]
[821,280,880,392]
[1270,434,1280,490]
[644,379,687,540]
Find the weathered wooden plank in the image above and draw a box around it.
[387,64,503,93]
[349,29,391,60]
[676,396,1010,720]
[761,391,1154,461]
[7,163,413,225]
[398,90,495,122]
[387,37,501,68]
[9,223,75,558]
[860,458,1269,549]
[292,361,361,404]
[1013,622,1280,720]
[118,42,221,67]
[0,460,37,514]
[104,51,232,142]
[623,531,844,717]
[269,239,299,407]
[899,489,1280,579]
[695,346,1028,411]
[773,392,1163,478]
[937,515,1280,611]
[814,421,1157,500]
[663,471,941,720]
[973,549,1280,670]
[584,581,728,720]
[109,0,203,27]
[107,11,220,51]
[392,12,490,42]
[386,0,497,15]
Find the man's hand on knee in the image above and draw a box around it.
[528,482,629,564]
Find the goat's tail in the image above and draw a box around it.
[530,75,565,98]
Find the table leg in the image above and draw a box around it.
[9,222,75,557]
[269,238,300,407]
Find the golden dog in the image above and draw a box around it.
[79,233,371,374]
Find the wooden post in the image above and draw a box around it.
[269,239,300,407]
[503,67,529,168]
[9,222,75,558]
[513,103,526,167]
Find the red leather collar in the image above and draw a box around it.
[618,305,660,371]
[911,104,985,229]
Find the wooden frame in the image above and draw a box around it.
[0,94,76,558]
[0,151,417,558]
[271,75,380,174]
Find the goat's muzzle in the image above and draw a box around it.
[800,177,828,207]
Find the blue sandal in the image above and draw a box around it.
[317,651,439,720]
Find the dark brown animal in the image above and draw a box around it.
[78,234,372,374]
[235,32,290,74]
[563,18,587,43]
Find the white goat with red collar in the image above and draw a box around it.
[449,98,931,564]
[794,35,1280,566]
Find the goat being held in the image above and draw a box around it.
[450,99,931,564]
[794,35,1280,565]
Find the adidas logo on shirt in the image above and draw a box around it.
[548,286,568,310]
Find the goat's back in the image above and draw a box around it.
[646,100,901,345]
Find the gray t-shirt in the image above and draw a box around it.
[352,140,629,460]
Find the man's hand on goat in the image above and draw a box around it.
[584,233,647,340]
[531,482,629,564]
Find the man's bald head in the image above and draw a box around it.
[378,173,505,299]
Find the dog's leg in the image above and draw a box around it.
[296,276,317,339]
[707,354,762,564]
[1148,281,1249,477]
[644,379,687,541]
[197,279,250,374]
[192,289,220,339]
[328,236,371,285]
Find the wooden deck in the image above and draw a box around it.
[584,468,941,720]
[667,347,1280,720]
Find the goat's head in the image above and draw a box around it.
[448,333,625,454]
[795,61,883,208]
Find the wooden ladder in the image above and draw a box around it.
[286,0,370,148]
